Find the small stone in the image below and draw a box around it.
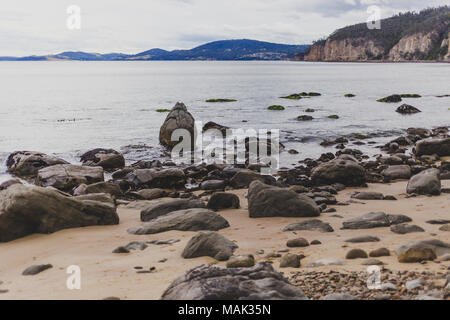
[406,278,425,291]
[311,240,322,245]
[370,248,390,257]
[226,255,255,268]
[22,264,53,276]
[346,249,368,260]
[279,253,301,268]
[112,246,130,254]
[361,259,384,266]
[286,238,310,248]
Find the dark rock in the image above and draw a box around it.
[80,148,125,170]
[390,224,425,235]
[159,102,195,149]
[230,170,276,189]
[311,157,365,186]
[6,151,68,178]
[126,168,186,189]
[161,262,308,300]
[345,249,368,259]
[286,238,310,248]
[426,219,450,225]
[181,231,237,261]
[351,192,384,200]
[407,168,441,196]
[200,180,226,190]
[342,212,411,230]
[283,219,334,233]
[84,182,123,197]
[22,264,53,276]
[207,192,240,210]
[415,138,450,157]
[396,104,421,114]
[248,181,320,218]
[369,248,391,257]
[135,188,168,200]
[36,164,104,192]
[382,165,411,181]
[377,95,402,103]
[141,199,206,222]
[345,236,380,243]
[128,208,229,235]
[280,253,301,268]
[0,184,119,242]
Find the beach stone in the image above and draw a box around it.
[135,188,168,200]
[351,192,384,200]
[84,182,122,197]
[161,262,308,300]
[391,224,425,235]
[406,168,441,196]
[307,258,346,268]
[22,264,53,276]
[283,219,334,233]
[36,164,104,192]
[74,193,115,205]
[382,165,411,181]
[128,208,229,235]
[346,249,368,259]
[280,253,301,268]
[140,199,206,221]
[322,293,357,300]
[80,148,125,170]
[397,240,450,263]
[345,236,380,243]
[112,246,130,254]
[311,240,322,245]
[126,168,186,189]
[311,157,366,186]
[370,248,391,257]
[439,225,450,232]
[406,278,425,291]
[0,184,119,242]
[159,102,195,149]
[415,138,450,157]
[361,259,384,266]
[342,212,411,230]
[181,231,237,261]
[248,181,320,218]
[6,151,68,178]
[286,238,310,248]
[230,170,276,189]
[226,255,255,268]
[0,179,21,191]
[207,192,240,210]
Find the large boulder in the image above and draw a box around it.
[415,138,450,157]
[230,170,276,189]
[342,212,412,230]
[0,184,119,242]
[382,165,412,181]
[248,181,320,218]
[181,231,237,261]
[397,240,450,263]
[6,151,68,178]
[407,168,441,195]
[311,157,365,186]
[159,102,195,149]
[161,262,308,300]
[140,199,206,221]
[36,164,104,192]
[80,148,125,171]
[127,209,229,235]
[125,168,185,189]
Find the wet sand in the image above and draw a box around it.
[0,180,449,300]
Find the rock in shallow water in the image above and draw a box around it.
[248,181,320,218]
[80,148,125,171]
[161,262,308,300]
[0,184,119,242]
[159,102,195,149]
[128,208,229,235]
[181,231,237,261]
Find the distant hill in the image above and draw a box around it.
[305,6,450,62]
[0,39,310,61]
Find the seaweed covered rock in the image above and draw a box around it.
[396,104,421,114]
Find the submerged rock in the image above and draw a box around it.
[161,262,308,300]
[248,181,320,218]
[396,104,421,114]
[0,184,118,242]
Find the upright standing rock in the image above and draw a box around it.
[159,102,195,149]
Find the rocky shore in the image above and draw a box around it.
[0,102,449,300]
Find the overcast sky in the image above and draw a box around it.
[0,0,448,56]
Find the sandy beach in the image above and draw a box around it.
[0,179,448,300]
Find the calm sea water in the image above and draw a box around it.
[0,61,449,181]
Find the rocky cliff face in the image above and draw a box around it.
[306,32,450,62]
